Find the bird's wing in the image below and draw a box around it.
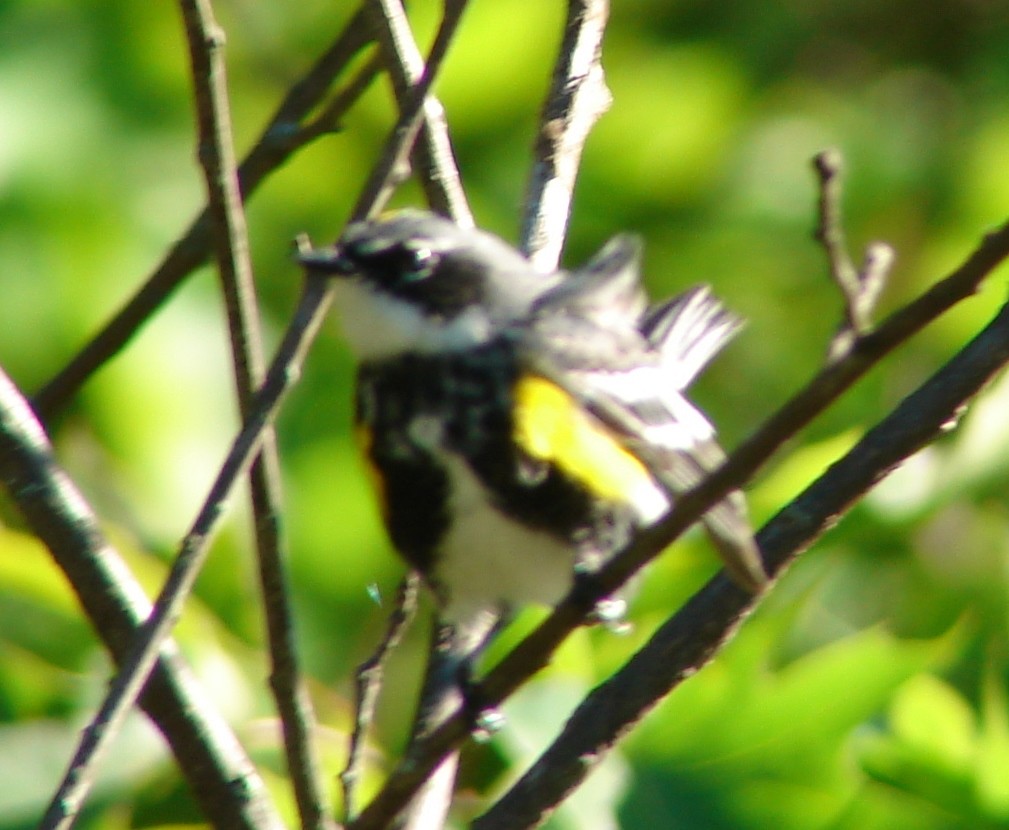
[530,234,648,327]
[520,278,766,591]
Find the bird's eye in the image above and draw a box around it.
[397,244,439,283]
[341,234,443,290]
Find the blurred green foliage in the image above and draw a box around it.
[2,0,1009,827]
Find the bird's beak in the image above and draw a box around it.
[296,243,357,276]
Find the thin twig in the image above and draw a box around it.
[350,0,470,222]
[31,4,376,422]
[367,0,472,225]
[39,273,335,830]
[300,50,385,144]
[476,305,1009,827]
[0,368,284,830]
[812,149,859,292]
[347,215,1009,829]
[813,149,895,361]
[520,0,611,269]
[179,1,331,828]
[341,574,421,823]
[856,239,896,318]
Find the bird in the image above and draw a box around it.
[300,209,765,672]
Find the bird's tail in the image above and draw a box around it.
[644,287,767,592]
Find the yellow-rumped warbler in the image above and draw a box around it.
[301,210,765,657]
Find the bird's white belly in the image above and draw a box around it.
[433,454,575,628]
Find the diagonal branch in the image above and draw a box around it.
[367,0,472,225]
[0,365,284,830]
[38,272,335,830]
[476,298,1009,827]
[341,574,420,823]
[350,0,471,222]
[520,0,611,269]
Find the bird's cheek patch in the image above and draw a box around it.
[511,375,654,504]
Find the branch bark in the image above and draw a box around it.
[0,367,284,830]
[35,272,335,829]
[367,0,472,225]
[350,0,470,222]
[521,0,611,269]
[476,296,1009,827]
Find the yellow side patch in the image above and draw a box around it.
[512,374,654,504]
[355,423,389,521]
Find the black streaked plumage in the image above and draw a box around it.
[355,343,634,607]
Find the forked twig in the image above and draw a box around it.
[813,149,895,361]
[341,574,421,822]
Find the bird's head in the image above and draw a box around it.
[301,211,555,360]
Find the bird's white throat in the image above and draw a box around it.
[331,279,493,360]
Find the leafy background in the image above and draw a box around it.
[3,1,1009,828]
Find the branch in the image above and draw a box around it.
[31,4,377,422]
[476,298,1009,827]
[813,149,895,361]
[367,0,472,225]
[39,272,335,829]
[0,366,284,830]
[178,2,331,828]
[341,574,420,823]
[347,215,1009,828]
[350,0,470,222]
[520,0,612,269]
